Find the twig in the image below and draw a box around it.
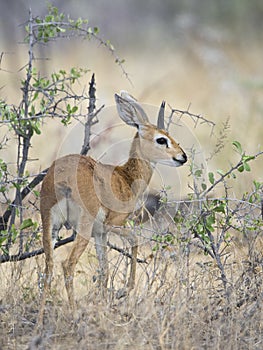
[0,235,74,263]
[107,241,147,264]
[167,104,215,134]
[0,234,147,264]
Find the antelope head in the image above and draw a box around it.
[115,91,187,168]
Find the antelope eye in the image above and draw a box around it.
[156,137,168,146]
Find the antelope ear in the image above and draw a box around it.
[115,92,149,128]
[119,91,137,103]
[157,101,165,130]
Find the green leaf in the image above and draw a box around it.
[32,92,39,102]
[253,180,261,191]
[93,27,99,34]
[20,218,34,230]
[194,169,202,178]
[208,172,215,184]
[71,106,78,113]
[0,186,7,193]
[57,26,66,33]
[206,214,215,232]
[217,169,224,176]
[242,155,255,162]
[244,162,251,172]
[232,141,243,154]
[31,121,41,135]
[33,190,40,197]
[0,159,7,172]
[201,183,207,191]
[214,203,226,214]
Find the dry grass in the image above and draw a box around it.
[0,210,262,350]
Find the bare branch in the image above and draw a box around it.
[81,73,97,155]
[167,104,215,135]
[0,234,147,264]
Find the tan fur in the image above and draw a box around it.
[37,92,187,326]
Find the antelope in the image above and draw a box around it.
[37,91,187,324]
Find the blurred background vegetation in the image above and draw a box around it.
[0,0,262,195]
[1,0,263,45]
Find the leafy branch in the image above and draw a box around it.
[24,4,131,84]
[203,141,263,197]
[151,137,262,301]
[0,5,128,260]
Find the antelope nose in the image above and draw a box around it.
[178,152,187,164]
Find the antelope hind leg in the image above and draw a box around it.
[62,232,90,314]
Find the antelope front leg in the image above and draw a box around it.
[112,226,138,290]
[36,270,50,331]
[94,230,109,294]
[62,233,90,313]
[128,241,138,289]
[125,231,138,290]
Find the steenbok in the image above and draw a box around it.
[37,91,187,324]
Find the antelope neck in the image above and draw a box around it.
[118,132,153,188]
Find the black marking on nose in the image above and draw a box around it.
[173,152,187,164]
